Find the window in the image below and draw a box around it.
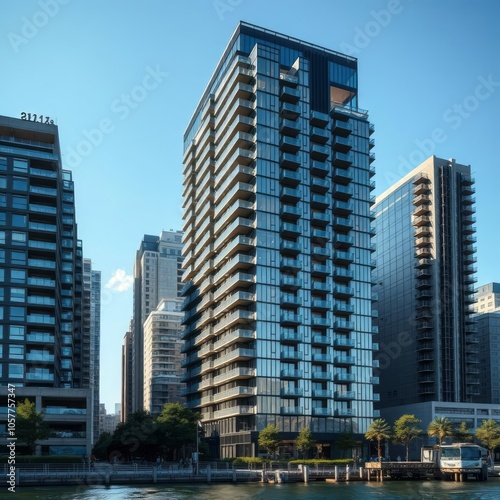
[8,364,24,379]
[0,177,6,189]
[0,269,4,282]
[9,345,24,360]
[11,251,26,265]
[10,288,25,302]
[11,269,26,283]
[12,214,27,227]
[0,194,5,207]
[10,306,25,322]
[13,159,28,172]
[0,212,5,225]
[9,326,24,340]
[0,157,6,170]
[12,195,27,209]
[11,232,26,245]
[12,177,27,191]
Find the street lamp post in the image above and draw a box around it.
[196,421,199,475]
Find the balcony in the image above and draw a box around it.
[413,204,431,216]
[281,369,303,379]
[280,119,300,137]
[311,194,330,209]
[280,240,301,255]
[332,185,353,200]
[311,281,330,293]
[214,405,256,419]
[333,251,354,265]
[312,353,330,363]
[334,320,354,333]
[26,372,54,381]
[312,407,332,416]
[333,168,353,184]
[334,390,356,400]
[281,387,304,397]
[280,169,301,186]
[312,334,331,345]
[280,152,301,169]
[312,228,330,241]
[334,373,355,383]
[280,102,300,119]
[333,268,354,282]
[413,194,431,206]
[311,211,330,226]
[333,135,352,152]
[333,338,355,349]
[310,144,330,161]
[334,409,355,417]
[312,246,330,260]
[280,293,302,307]
[311,298,331,310]
[333,355,355,366]
[312,317,330,328]
[213,329,255,352]
[280,276,302,290]
[333,234,354,249]
[213,367,256,385]
[310,110,329,127]
[311,177,330,193]
[310,126,330,144]
[332,201,353,216]
[332,119,352,135]
[280,313,302,325]
[333,286,354,299]
[280,135,301,153]
[312,371,332,380]
[212,386,256,404]
[280,205,302,221]
[333,302,354,315]
[413,215,431,227]
[280,85,300,103]
[311,264,331,277]
[332,151,353,168]
[280,331,303,343]
[280,222,301,238]
[311,160,329,176]
[281,406,304,415]
[280,187,301,203]
[332,217,353,231]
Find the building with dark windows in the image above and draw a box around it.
[181,22,376,459]
[130,230,183,413]
[121,324,133,423]
[372,156,479,409]
[83,258,101,445]
[474,309,500,404]
[0,114,91,455]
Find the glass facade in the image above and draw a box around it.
[373,157,478,409]
[182,23,376,459]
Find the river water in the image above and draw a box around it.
[5,480,500,499]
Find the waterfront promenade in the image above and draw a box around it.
[3,462,500,488]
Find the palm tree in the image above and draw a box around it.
[427,417,454,447]
[365,419,391,461]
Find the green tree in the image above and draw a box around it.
[427,417,454,447]
[155,402,201,460]
[454,421,474,443]
[92,431,113,460]
[365,419,391,461]
[393,414,422,462]
[476,419,500,465]
[296,427,316,458]
[16,399,50,455]
[258,424,281,459]
[336,432,356,459]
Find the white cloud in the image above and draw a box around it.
[105,269,133,292]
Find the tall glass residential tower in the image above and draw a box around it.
[182,22,376,459]
[373,156,478,410]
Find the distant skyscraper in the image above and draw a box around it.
[83,258,101,445]
[143,298,184,416]
[0,114,91,455]
[373,156,478,408]
[475,282,500,313]
[121,324,133,422]
[181,22,376,459]
[130,230,183,413]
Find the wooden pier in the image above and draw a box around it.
[365,461,437,482]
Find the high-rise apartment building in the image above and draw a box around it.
[474,310,500,404]
[130,230,183,412]
[0,114,91,455]
[143,298,184,416]
[181,22,376,459]
[373,156,478,409]
[83,258,101,445]
[121,325,133,422]
[475,282,500,313]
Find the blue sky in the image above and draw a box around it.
[1,0,499,412]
